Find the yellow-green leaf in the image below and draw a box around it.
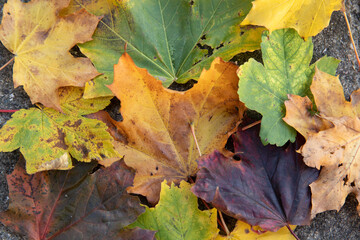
[130,181,218,240]
[0,107,118,174]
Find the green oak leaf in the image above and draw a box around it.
[129,181,218,240]
[64,0,264,98]
[237,28,339,146]
[0,106,118,174]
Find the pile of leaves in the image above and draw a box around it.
[0,0,356,239]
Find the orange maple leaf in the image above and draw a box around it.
[104,53,245,203]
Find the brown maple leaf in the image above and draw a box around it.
[283,68,360,216]
[0,0,100,111]
[103,53,245,203]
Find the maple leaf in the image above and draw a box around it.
[0,88,117,174]
[61,0,265,98]
[242,0,343,38]
[105,53,245,203]
[0,159,150,240]
[214,221,296,240]
[191,125,319,231]
[0,0,102,111]
[130,181,218,240]
[237,28,339,146]
[284,68,360,216]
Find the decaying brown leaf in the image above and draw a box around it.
[284,68,360,216]
[104,53,245,203]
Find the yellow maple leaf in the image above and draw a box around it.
[283,68,360,216]
[0,0,101,111]
[214,221,296,240]
[242,0,343,38]
[105,53,245,204]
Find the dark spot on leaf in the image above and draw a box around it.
[351,181,355,187]
[72,119,82,128]
[343,175,349,185]
[189,0,194,5]
[233,154,240,161]
[55,129,67,150]
[150,173,153,176]
[97,142,103,148]
[330,151,334,154]
[80,145,89,158]
[208,115,213,121]
[245,229,250,234]
[341,146,346,149]
[240,31,245,36]
[154,56,157,60]
[90,103,94,107]
[37,29,50,43]
[100,153,105,158]
[7,12,10,15]
[338,163,343,167]
[156,166,158,171]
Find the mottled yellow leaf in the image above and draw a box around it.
[0,0,100,110]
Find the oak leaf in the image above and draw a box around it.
[0,87,116,174]
[191,125,319,231]
[0,159,150,240]
[214,222,296,240]
[130,181,218,240]
[106,53,245,203]
[284,68,360,216]
[63,0,264,97]
[0,0,101,111]
[237,28,339,146]
[242,0,343,38]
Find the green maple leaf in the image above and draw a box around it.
[64,0,264,98]
[0,88,117,174]
[129,181,218,240]
[237,28,339,146]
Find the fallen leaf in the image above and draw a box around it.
[0,0,101,111]
[192,125,319,231]
[0,92,117,173]
[59,87,112,116]
[242,0,343,38]
[237,28,339,146]
[284,68,360,216]
[62,0,264,97]
[0,159,148,240]
[130,181,218,240]
[106,54,244,203]
[214,221,296,240]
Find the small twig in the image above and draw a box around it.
[218,211,230,236]
[189,122,202,156]
[342,6,360,70]
[0,109,18,113]
[286,224,300,240]
[0,56,14,72]
[242,120,261,131]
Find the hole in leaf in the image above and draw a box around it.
[343,175,349,185]
[351,181,355,187]
[168,79,197,91]
[338,163,343,167]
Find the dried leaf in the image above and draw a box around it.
[284,68,360,216]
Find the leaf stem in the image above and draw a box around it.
[218,211,230,236]
[342,6,360,70]
[0,56,14,72]
[0,109,18,113]
[286,224,300,240]
[242,120,261,131]
[189,122,202,156]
